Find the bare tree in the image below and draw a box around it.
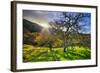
[49,12,89,52]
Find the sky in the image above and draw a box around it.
[23,10,91,34]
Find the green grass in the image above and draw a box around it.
[23,44,91,62]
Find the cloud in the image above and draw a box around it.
[23,10,91,33]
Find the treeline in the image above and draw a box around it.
[24,31,91,51]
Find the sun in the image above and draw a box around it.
[39,23,50,28]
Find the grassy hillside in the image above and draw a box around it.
[23,44,91,62]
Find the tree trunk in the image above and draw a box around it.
[64,47,66,52]
[63,34,67,53]
[49,42,53,52]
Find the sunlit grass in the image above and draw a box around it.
[23,44,91,62]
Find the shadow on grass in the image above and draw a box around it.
[23,46,91,62]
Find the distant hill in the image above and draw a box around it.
[23,19,42,33]
[23,19,42,45]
